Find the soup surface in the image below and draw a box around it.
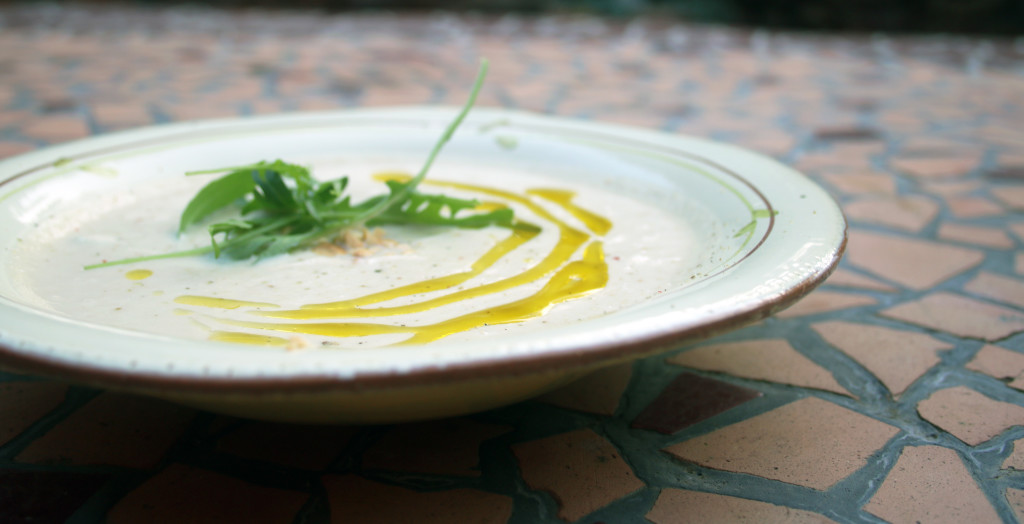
[8,158,723,349]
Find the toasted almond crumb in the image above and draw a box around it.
[286,336,309,351]
[314,227,402,258]
[343,228,364,249]
[313,242,347,256]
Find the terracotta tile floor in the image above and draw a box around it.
[1,4,1024,522]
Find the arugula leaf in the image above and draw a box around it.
[85,59,522,270]
[177,168,255,233]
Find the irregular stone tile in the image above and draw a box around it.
[891,154,982,178]
[1010,222,1024,243]
[812,321,949,396]
[842,195,939,232]
[0,140,35,159]
[664,397,899,491]
[813,126,881,142]
[512,428,644,521]
[947,196,1006,218]
[899,137,986,156]
[847,230,984,290]
[864,446,1000,523]
[821,172,897,196]
[1008,488,1024,523]
[920,179,982,197]
[91,101,152,129]
[646,488,838,524]
[0,381,67,446]
[824,268,898,292]
[1017,253,1024,276]
[217,422,356,470]
[21,114,91,142]
[667,339,848,395]
[880,292,1024,341]
[537,363,632,416]
[321,475,513,524]
[16,392,194,469]
[106,463,307,524]
[776,289,878,318]
[917,386,1024,445]
[794,145,876,172]
[1002,438,1024,470]
[993,187,1024,211]
[362,418,511,477]
[937,224,1015,249]
[964,272,1024,309]
[0,470,111,524]
[631,372,762,434]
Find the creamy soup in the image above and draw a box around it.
[7,158,728,349]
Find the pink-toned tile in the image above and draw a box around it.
[360,84,434,107]
[21,114,91,142]
[16,393,194,468]
[91,102,152,129]
[1010,222,1024,243]
[537,363,632,415]
[919,179,982,197]
[846,230,984,290]
[0,110,34,130]
[321,475,513,524]
[106,463,307,524]
[362,418,511,477]
[664,397,899,490]
[993,187,1024,211]
[917,386,1024,445]
[899,137,986,156]
[821,172,897,196]
[1008,488,1024,523]
[217,422,356,470]
[812,321,949,396]
[0,140,36,159]
[842,195,939,232]
[667,339,848,395]
[776,289,879,318]
[880,292,1024,341]
[646,488,838,523]
[947,196,1006,218]
[1003,438,1024,470]
[964,272,1024,309]
[161,102,240,122]
[632,372,762,434]
[937,224,1014,249]
[794,146,876,173]
[865,445,1000,523]
[0,381,68,447]
[512,428,644,521]
[824,268,898,292]
[890,154,982,178]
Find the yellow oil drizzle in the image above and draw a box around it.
[208,331,289,346]
[180,175,614,346]
[216,242,607,344]
[527,188,612,235]
[255,177,591,320]
[125,269,153,281]
[174,295,279,310]
[272,227,538,315]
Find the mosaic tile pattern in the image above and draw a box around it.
[1,4,1024,522]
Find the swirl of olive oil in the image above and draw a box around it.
[181,175,612,347]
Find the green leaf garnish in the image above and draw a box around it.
[85,59,522,270]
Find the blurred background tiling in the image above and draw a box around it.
[2,2,1024,522]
